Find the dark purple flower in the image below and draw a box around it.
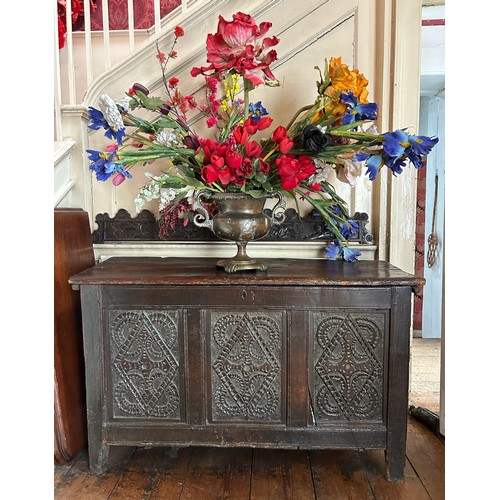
[183,135,200,149]
[132,83,150,95]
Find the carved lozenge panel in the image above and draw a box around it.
[312,311,386,423]
[108,310,181,420]
[209,311,283,422]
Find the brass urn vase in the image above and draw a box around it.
[192,190,285,273]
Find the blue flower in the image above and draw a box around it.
[325,243,362,262]
[340,91,378,125]
[325,243,342,260]
[354,130,438,180]
[87,106,126,144]
[342,246,361,262]
[339,218,359,239]
[87,149,130,181]
[248,101,268,122]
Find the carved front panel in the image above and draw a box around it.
[108,310,181,420]
[312,311,385,423]
[209,311,283,422]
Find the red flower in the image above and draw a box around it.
[272,126,287,143]
[255,117,273,131]
[156,51,167,63]
[278,137,294,154]
[206,116,218,128]
[259,159,271,174]
[201,164,219,183]
[225,150,243,170]
[237,157,254,177]
[190,12,279,86]
[174,26,185,37]
[276,155,316,190]
[244,140,262,158]
[232,125,249,145]
[168,77,179,88]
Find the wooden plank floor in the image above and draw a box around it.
[54,416,444,500]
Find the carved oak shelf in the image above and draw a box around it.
[92,208,373,245]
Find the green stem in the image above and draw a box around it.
[285,104,314,129]
[243,78,251,120]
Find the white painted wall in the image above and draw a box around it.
[56,0,426,268]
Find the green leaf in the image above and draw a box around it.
[135,90,165,111]
[255,172,267,183]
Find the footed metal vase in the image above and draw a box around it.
[192,190,285,273]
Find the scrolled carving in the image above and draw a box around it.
[91,208,373,243]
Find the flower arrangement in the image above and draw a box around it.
[86,11,438,261]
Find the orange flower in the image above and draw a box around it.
[326,57,369,103]
[314,57,370,122]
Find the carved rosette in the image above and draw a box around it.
[210,312,283,422]
[109,310,181,419]
[313,312,385,422]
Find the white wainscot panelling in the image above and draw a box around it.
[54,139,76,207]
[94,241,377,262]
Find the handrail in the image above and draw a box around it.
[56,0,207,108]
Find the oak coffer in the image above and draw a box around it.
[69,257,423,481]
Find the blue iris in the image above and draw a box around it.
[87,149,131,181]
[248,101,269,122]
[340,91,378,125]
[355,129,439,180]
[339,218,359,239]
[343,246,362,262]
[88,106,126,144]
[325,242,361,262]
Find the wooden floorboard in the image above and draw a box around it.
[54,416,444,499]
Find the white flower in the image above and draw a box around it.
[159,188,177,209]
[154,130,177,147]
[336,158,363,186]
[134,182,161,212]
[98,94,125,132]
[115,97,130,113]
[308,160,332,185]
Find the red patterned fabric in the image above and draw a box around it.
[72,0,181,31]
[413,160,427,331]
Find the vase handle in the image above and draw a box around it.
[270,192,286,225]
[192,190,214,230]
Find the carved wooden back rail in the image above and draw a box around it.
[91,209,373,244]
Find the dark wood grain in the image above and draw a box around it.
[54,208,95,464]
[69,257,425,287]
[250,448,314,500]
